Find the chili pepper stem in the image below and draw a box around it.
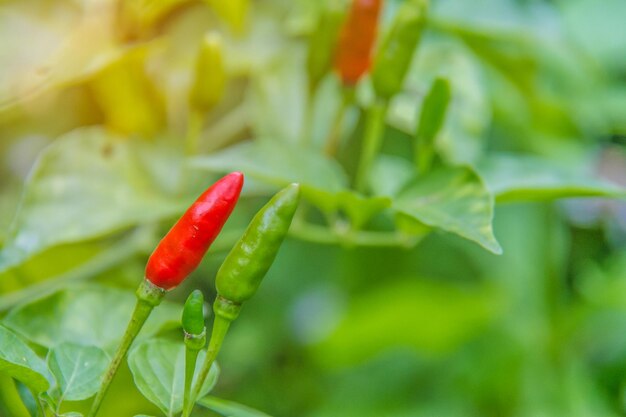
[324,88,354,157]
[354,100,388,193]
[184,314,232,417]
[185,109,204,155]
[183,344,201,415]
[88,280,164,417]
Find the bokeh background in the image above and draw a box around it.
[1,0,626,416]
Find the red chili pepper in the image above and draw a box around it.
[145,172,244,290]
[334,0,383,86]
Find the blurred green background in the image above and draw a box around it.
[1,0,626,416]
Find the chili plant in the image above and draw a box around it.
[1,0,626,416]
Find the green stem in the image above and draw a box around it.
[87,280,164,417]
[290,220,423,248]
[35,396,47,417]
[324,88,354,157]
[182,344,201,415]
[354,100,388,193]
[185,109,204,155]
[183,314,232,417]
[0,375,30,417]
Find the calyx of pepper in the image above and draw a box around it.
[213,295,242,322]
[184,327,207,351]
[136,279,166,306]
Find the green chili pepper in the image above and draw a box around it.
[182,290,206,339]
[306,0,347,93]
[182,290,206,415]
[371,0,428,100]
[216,183,301,309]
[415,77,451,174]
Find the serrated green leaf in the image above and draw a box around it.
[0,326,51,393]
[393,166,502,254]
[47,343,109,402]
[3,285,181,350]
[0,127,185,273]
[477,154,626,202]
[198,396,272,417]
[128,338,220,416]
[190,140,349,212]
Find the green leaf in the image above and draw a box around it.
[198,396,271,417]
[47,343,109,402]
[336,192,391,230]
[0,2,136,111]
[128,338,220,416]
[0,127,185,273]
[3,285,181,350]
[393,166,502,254]
[477,154,626,202]
[190,140,349,212]
[0,326,51,393]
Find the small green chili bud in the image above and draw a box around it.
[215,184,301,309]
[189,32,226,113]
[182,290,206,336]
[415,77,451,173]
[183,290,206,351]
[371,0,428,100]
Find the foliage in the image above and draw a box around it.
[1,0,626,416]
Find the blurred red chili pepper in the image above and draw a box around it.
[145,171,244,290]
[334,0,383,86]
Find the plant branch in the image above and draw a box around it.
[87,280,164,417]
[290,220,423,248]
[183,315,231,417]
